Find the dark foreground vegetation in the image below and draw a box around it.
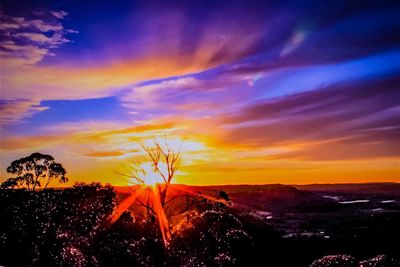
[1,183,399,266]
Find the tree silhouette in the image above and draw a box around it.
[1,152,67,190]
[143,138,180,208]
[217,189,231,203]
[127,137,181,209]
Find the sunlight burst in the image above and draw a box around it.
[130,162,168,186]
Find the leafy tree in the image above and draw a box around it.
[0,176,25,189]
[217,189,230,202]
[1,153,67,191]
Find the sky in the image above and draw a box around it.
[0,0,399,186]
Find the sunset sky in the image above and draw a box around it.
[1,0,399,186]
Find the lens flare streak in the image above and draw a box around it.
[151,186,171,246]
[111,187,143,222]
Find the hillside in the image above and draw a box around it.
[294,182,400,196]
[115,184,337,213]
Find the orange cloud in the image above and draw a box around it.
[85,151,126,158]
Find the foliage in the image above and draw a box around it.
[310,254,400,267]
[310,255,357,267]
[167,196,253,267]
[168,209,253,266]
[1,182,398,267]
[0,183,115,266]
[217,189,231,203]
[96,212,165,267]
[359,255,400,267]
[0,184,252,267]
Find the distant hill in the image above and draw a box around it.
[194,184,335,211]
[115,184,337,212]
[113,182,400,213]
[293,182,400,196]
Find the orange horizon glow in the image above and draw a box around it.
[1,128,399,186]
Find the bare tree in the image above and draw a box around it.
[141,136,181,208]
[122,136,181,211]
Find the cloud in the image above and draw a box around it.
[0,117,209,184]
[262,49,400,99]
[0,8,75,65]
[122,77,199,110]
[219,77,400,160]
[0,118,182,150]
[0,99,48,124]
[0,134,64,151]
[0,0,292,125]
[50,10,68,20]
[280,21,312,57]
[14,32,69,47]
[85,150,125,158]
[119,64,258,116]
[1,0,399,165]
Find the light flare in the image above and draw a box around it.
[151,186,171,246]
[111,187,143,222]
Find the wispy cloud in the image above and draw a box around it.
[0,7,76,124]
[0,8,75,65]
[0,99,48,124]
[220,77,400,160]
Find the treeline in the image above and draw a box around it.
[1,183,399,266]
[0,183,254,267]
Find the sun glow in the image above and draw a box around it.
[130,162,168,186]
[122,136,208,186]
[112,136,219,247]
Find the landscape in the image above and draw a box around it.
[1,0,399,266]
[1,177,400,266]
